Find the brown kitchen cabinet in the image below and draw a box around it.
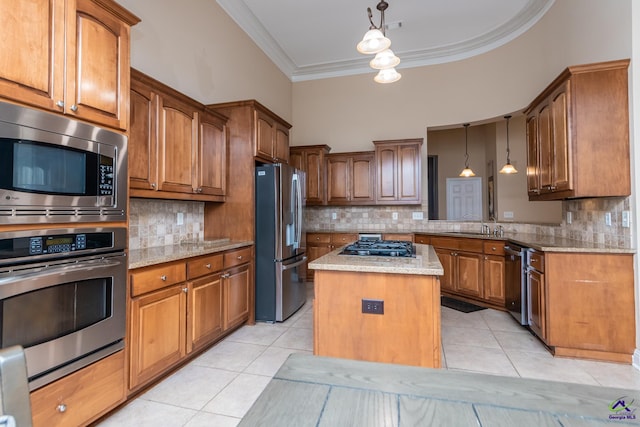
[525,59,630,200]
[306,232,358,281]
[327,152,375,205]
[483,241,506,306]
[0,0,139,131]
[527,252,546,340]
[255,109,291,163]
[290,145,331,205]
[414,234,431,244]
[431,236,484,299]
[383,233,414,242]
[374,139,422,205]
[30,350,125,427]
[128,246,253,392]
[129,69,228,201]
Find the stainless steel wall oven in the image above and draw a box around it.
[0,100,127,224]
[0,227,126,390]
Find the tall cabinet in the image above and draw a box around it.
[374,139,422,204]
[290,145,331,205]
[525,59,630,200]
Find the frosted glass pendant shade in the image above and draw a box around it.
[357,29,391,54]
[370,49,400,69]
[374,67,401,84]
[499,162,518,174]
[459,167,476,177]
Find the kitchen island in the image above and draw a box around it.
[309,243,444,368]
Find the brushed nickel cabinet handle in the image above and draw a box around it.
[56,100,64,108]
[70,104,78,112]
[206,263,211,269]
[57,403,67,413]
[160,275,167,281]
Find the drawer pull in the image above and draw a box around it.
[237,256,243,260]
[206,263,211,269]
[57,403,67,413]
[160,275,167,281]
[183,287,188,293]
[221,273,230,279]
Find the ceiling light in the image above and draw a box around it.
[499,115,518,174]
[460,123,476,177]
[357,0,401,83]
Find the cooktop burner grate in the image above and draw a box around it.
[340,240,416,257]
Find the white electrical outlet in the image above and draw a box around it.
[331,212,337,220]
[605,212,612,226]
[412,212,424,220]
[503,211,514,219]
[566,211,572,224]
[392,212,398,220]
[177,212,184,225]
[622,210,630,228]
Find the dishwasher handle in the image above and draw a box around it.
[504,246,523,257]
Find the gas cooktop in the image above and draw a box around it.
[340,240,416,258]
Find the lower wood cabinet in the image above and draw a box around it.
[306,233,358,281]
[483,241,505,306]
[30,351,125,427]
[128,246,253,392]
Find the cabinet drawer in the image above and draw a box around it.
[224,247,252,268]
[187,253,224,279]
[430,237,459,250]
[414,234,431,244]
[529,251,545,272]
[308,233,331,244]
[383,233,414,242]
[30,351,125,427]
[131,262,186,297]
[483,241,505,256]
[331,233,358,245]
[458,238,484,253]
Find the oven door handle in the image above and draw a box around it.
[0,255,126,299]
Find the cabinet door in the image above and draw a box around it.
[376,145,397,202]
[129,285,187,390]
[289,150,304,170]
[66,0,131,130]
[0,0,65,111]
[197,111,227,196]
[528,269,546,340]
[435,248,455,292]
[483,255,505,305]
[129,77,158,190]
[157,95,198,194]
[551,82,571,192]
[223,263,251,330]
[274,124,290,163]
[327,155,351,204]
[537,102,553,194]
[307,244,332,281]
[525,113,540,197]
[375,140,422,204]
[188,274,223,353]
[351,153,375,204]
[255,111,274,161]
[456,251,483,298]
[397,144,421,202]
[305,149,326,204]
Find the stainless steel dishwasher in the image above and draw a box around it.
[504,243,528,325]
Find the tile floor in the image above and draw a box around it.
[97,286,640,427]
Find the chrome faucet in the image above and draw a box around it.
[494,225,504,237]
[481,222,490,235]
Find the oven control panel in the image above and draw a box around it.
[29,234,88,255]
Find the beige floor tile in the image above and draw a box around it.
[505,349,600,385]
[444,344,519,376]
[244,346,312,377]
[493,330,549,354]
[441,308,490,330]
[184,412,240,427]
[192,340,267,372]
[95,399,197,427]
[481,309,528,333]
[573,359,640,389]
[225,322,289,346]
[441,325,501,349]
[141,364,238,410]
[202,373,272,418]
[272,326,314,351]
[289,309,313,329]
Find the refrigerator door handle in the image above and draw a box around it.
[281,256,308,271]
[293,173,303,249]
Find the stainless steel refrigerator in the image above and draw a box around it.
[255,163,307,322]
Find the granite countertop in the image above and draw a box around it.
[128,239,253,269]
[308,243,444,276]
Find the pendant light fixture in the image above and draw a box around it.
[499,115,518,174]
[356,0,401,84]
[459,123,475,177]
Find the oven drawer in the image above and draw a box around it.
[30,350,125,427]
[187,254,224,279]
[131,262,187,297]
[224,247,252,268]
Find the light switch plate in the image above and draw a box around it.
[392,212,398,220]
[331,212,337,220]
[412,212,424,220]
[622,210,630,228]
[177,212,184,225]
[605,212,612,226]
[503,211,514,219]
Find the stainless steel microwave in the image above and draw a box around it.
[0,101,127,224]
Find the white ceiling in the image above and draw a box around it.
[216,0,555,82]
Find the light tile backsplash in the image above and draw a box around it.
[129,199,204,250]
[304,197,632,248]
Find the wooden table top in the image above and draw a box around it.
[240,354,639,426]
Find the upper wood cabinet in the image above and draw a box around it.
[255,109,291,163]
[326,152,375,205]
[129,69,228,202]
[374,139,422,204]
[525,59,630,200]
[290,145,331,205]
[0,0,139,131]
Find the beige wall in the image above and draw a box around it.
[117,0,293,122]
